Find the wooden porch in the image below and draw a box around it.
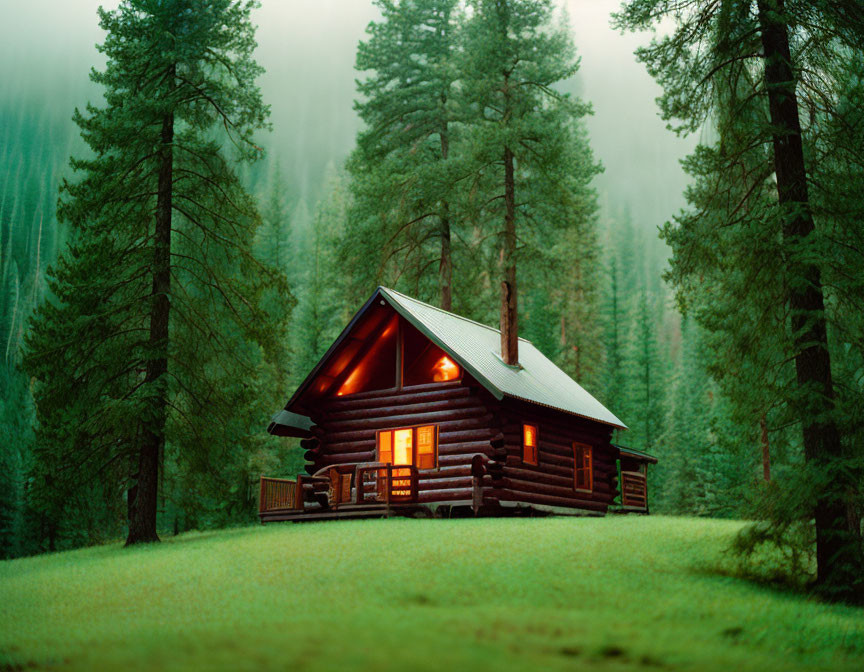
[620,470,649,512]
[259,462,445,522]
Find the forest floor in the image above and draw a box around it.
[1,516,863,671]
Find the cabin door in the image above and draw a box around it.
[378,428,414,498]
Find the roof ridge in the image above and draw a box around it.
[380,286,533,344]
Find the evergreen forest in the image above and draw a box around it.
[0,0,861,601]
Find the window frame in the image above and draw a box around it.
[376,423,439,471]
[522,423,539,466]
[573,442,593,493]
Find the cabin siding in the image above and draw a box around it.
[299,379,619,515]
[484,399,618,514]
[307,379,499,504]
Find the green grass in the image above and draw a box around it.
[1,516,863,671]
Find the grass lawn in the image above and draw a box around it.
[1,516,863,671]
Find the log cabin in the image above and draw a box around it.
[259,286,656,522]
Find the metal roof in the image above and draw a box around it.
[271,286,627,434]
[379,287,626,429]
[613,444,657,463]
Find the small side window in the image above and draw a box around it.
[574,443,593,492]
[523,424,538,466]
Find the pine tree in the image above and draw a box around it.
[347,0,462,309]
[615,0,864,597]
[459,0,601,359]
[24,0,290,547]
[255,161,293,273]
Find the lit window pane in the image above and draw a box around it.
[394,429,413,465]
[379,430,392,464]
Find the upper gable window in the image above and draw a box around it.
[402,321,461,386]
[335,314,397,396]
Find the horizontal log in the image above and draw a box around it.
[322,439,377,454]
[438,454,485,467]
[417,488,474,503]
[318,451,376,465]
[419,466,473,479]
[321,382,466,410]
[440,428,495,445]
[501,450,617,475]
[323,405,486,433]
[320,429,493,457]
[502,422,611,447]
[487,488,607,513]
[326,415,493,444]
[439,440,496,457]
[325,394,481,422]
[502,477,612,503]
[502,432,617,465]
[501,466,610,494]
[419,477,472,491]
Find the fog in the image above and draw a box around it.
[1,0,693,236]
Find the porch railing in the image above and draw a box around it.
[621,470,648,509]
[259,476,303,513]
[259,463,419,516]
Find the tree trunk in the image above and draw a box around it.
[439,122,452,311]
[757,0,859,592]
[500,145,518,365]
[760,414,771,482]
[127,107,174,546]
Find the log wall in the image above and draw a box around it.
[308,379,498,504]
[301,377,621,515]
[486,399,619,514]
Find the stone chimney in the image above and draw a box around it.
[500,280,518,366]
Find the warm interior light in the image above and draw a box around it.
[432,355,460,382]
[337,364,364,397]
[334,317,398,397]
[392,429,413,494]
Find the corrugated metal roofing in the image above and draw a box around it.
[613,444,657,463]
[380,287,627,429]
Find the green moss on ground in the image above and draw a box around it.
[1,516,862,671]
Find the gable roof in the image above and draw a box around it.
[379,288,626,429]
[273,286,626,433]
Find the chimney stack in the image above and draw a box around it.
[500,280,518,366]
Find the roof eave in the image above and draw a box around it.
[504,393,627,431]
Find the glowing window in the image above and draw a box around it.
[402,322,461,387]
[393,429,413,465]
[334,316,397,397]
[431,356,460,382]
[377,424,438,470]
[523,424,538,466]
[574,443,593,492]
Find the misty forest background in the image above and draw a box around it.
[0,0,861,588]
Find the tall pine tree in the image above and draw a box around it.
[25,0,289,546]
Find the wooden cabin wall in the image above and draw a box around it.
[306,378,500,504]
[483,400,618,514]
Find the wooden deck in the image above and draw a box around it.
[620,470,649,512]
[259,462,436,522]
